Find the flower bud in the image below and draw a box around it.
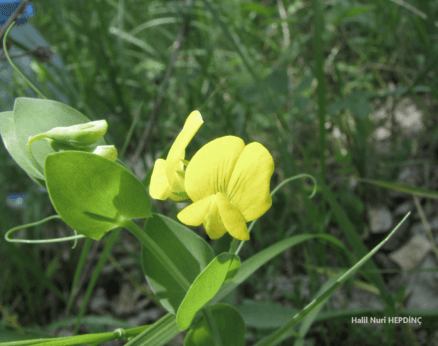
[39,120,108,147]
[93,145,118,161]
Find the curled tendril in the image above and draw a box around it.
[2,21,47,99]
[234,173,318,255]
[5,215,85,248]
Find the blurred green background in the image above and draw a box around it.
[1,0,438,345]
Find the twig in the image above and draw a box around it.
[131,0,195,164]
[0,0,33,41]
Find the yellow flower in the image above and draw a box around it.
[177,136,274,241]
[149,111,203,201]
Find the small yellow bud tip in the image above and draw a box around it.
[149,111,204,201]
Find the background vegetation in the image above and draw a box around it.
[1,0,438,345]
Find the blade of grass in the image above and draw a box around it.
[253,212,409,346]
[320,183,397,344]
[360,178,438,199]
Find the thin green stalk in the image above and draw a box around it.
[235,174,317,255]
[0,0,31,39]
[201,308,223,346]
[311,0,327,184]
[229,238,239,254]
[2,22,47,99]
[65,237,93,317]
[5,215,85,244]
[0,325,150,346]
[73,229,121,334]
[119,219,191,291]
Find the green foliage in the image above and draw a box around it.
[185,304,246,346]
[0,98,103,187]
[141,214,215,315]
[45,151,151,239]
[177,253,240,330]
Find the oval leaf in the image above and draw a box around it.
[0,110,45,186]
[177,253,240,330]
[184,303,246,346]
[45,151,151,240]
[141,214,215,315]
[1,98,105,186]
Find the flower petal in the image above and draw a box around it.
[185,136,245,202]
[165,111,203,186]
[216,192,249,241]
[177,194,217,226]
[149,158,171,200]
[203,201,228,239]
[227,142,274,221]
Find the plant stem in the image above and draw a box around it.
[119,219,191,291]
[2,22,47,99]
[201,307,223,346]
[229,238,239,254]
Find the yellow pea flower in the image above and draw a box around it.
[149,111,203,201]
[177,136,274,241]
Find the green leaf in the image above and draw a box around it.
[360,178,438,199]
[177,253,240,331]
[141,214,215,315]
[293,96,310,112]
[0,98,104,187]
[224,254,240,283]
[240,83,263,103]
[332,5,375,26]
[346,100,371,119]
[44,151,151,240]
[241,3,276,17]
[185,303,246,346]
[268,68,288,94]
[0,111,45,187]
[294,73,314,93]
